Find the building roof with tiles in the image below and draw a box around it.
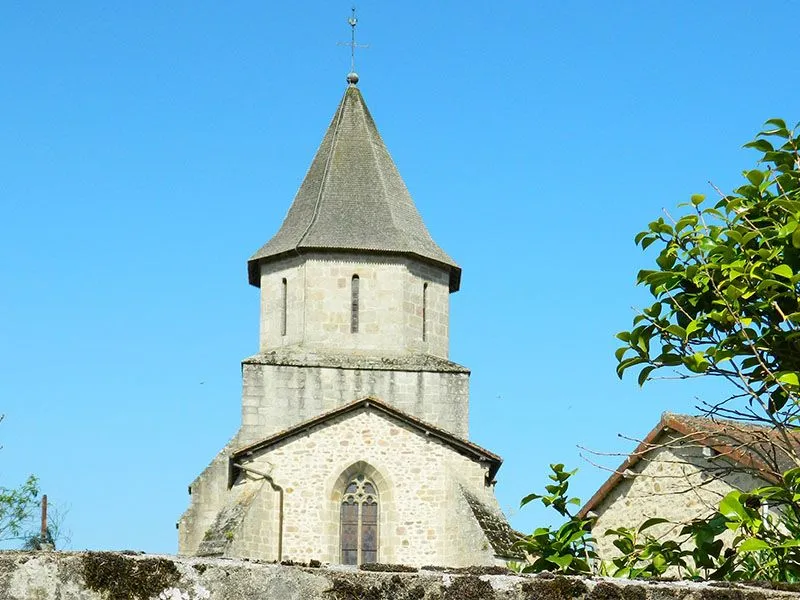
[247,84,461,291]
[578,412,800,519]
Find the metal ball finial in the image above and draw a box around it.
[339,8,367,86]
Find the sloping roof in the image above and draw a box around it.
[460,487,521,559]
[577,413,800,519]
[230,396,501,482]
[248,85,461,291]
[196,487,257,557]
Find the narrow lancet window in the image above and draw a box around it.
[351,275,360,333]
[281,278,287,336]
[340,474,378,565]
[422,283,428,341]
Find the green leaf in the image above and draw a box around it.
[676,214,698,232]
[683,352,709,373]
[771,264,794,279]
[638,517,670,532]
[762,127,791,139]
[617,356,643,379]
[685,319,702,336]
[656,352,682,366]
[777,372,799,386]
[691,194,705,206]
[547,554,574,568]
[520,493,542,507]
[737,537,770,553]
[641,236,658,250]
[665,324,687,340]
[746,170,764,186]
[656,253,676,270]
[765,118,787,130]
[743,139,775,153]
[719,491,747,520]
[613,567,631,578]
[647,303,663,318]
[778,220,798,238]
[792,228,800,249]
[637,365,655,387]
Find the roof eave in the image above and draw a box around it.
[247,258,261,287]
[247,249,461,292]
[229,396,499,485]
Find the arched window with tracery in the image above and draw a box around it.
[340,474,378,564]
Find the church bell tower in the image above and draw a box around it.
[179,15,516,567]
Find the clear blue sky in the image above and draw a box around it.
[2,2,799,552]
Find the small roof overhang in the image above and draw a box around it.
[229,396,501,487]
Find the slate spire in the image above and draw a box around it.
[247,86,461,291]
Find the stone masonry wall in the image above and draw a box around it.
[230,408,498,567]
[179,436,241,556]
[4,551,800,600]
[239,361,470,443]
[258,253,451,358]
[591,433,768,559]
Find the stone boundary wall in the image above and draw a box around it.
[2,551,800,600]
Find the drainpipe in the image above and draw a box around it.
[234,463,284,562]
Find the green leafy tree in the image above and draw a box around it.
[0,415,40,543]
[616,118,800,465]
[0,475,39,542]
[602,468,800,582]
[606,118,800,582]
[516,466,800,581]
[514,464,597,575]
[714,469,800,581]
[519,119,800,581]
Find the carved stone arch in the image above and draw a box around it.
[324,460,395,564]
[329,461,391,503]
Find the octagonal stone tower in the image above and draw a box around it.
[249,85,460,357]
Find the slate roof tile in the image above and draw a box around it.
[460,487,521,558]
[248,85,461,291]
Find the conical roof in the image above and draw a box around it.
[248,85,461,291]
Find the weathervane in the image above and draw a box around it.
[338,7,369,85]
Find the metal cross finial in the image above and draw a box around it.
[338,6,369,85]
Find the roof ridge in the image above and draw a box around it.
[359,87,396,237]
[577,414,799,519]
[295,89,348,249]
[231,396,502,481]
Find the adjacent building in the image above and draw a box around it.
[579,413,798,558]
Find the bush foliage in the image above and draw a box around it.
[520,119,800,582]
